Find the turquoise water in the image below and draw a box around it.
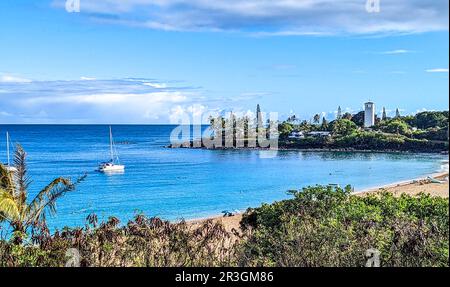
[0,125,447,230]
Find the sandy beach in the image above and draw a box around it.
[356,172,449,198]
[190,172,449,232]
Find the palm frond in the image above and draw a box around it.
[27,177,71,216]
[0,188,20,222]
[13,144,31,203]
[25,175,86,226]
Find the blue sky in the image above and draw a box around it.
[0,0,448,124]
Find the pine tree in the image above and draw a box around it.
[256,104,263,130]
[322,117,328,130]
[313,114,321,124]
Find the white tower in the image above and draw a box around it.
[364,101,375,127]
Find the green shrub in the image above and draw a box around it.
[240,186,449,267]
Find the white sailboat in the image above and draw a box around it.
[98,126,125,173]
[4,132,17,173]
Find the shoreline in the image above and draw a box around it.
[169,144,448,155]
[189,171,449,232]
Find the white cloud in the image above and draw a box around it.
[425,68,449,73]
[0,78,246,123]
[25,92,187,105]
[52,0,449,36]
[237,92,270,101]
[251,31,332,37]
[0,74,32,83]
[0,111,13,117]
[168,104,212,124]
[416,108,428,113]
[380,49,412,55]
[80,76,97,81]
[143,82,167,88]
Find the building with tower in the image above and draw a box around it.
[364,101,375,127]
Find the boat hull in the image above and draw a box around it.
[98,165,125,172]
[98,164,125,172]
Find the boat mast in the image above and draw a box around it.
[109,126,114,162]
[6,132,10,166]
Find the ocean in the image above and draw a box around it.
[0,125,447,230]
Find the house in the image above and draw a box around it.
[288,131,305,139]
[306,131,331,137]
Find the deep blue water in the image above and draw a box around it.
[0,125,447,230]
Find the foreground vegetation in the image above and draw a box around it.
[240,186,449,267]
[1,185,448,267]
